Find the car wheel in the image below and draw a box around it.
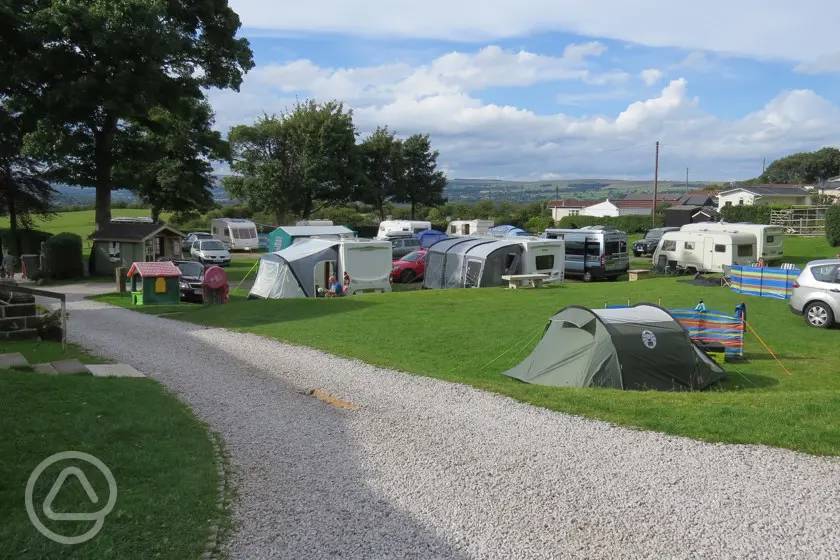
[805,302,834,328]
[583,271,593,282]
[400,270,416,283]
[633,251,641,257]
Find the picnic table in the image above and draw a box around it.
[501,273,550,289]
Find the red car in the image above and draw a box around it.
[391,249,426,283]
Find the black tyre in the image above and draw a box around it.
[804,302,834,328]
[583,271,593,282]
[400,269,416,283]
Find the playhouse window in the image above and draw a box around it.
[107,241,120,257]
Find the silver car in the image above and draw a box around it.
[789,259,840,328]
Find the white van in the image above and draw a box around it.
[653,230,756,273]
[448,219,494,236]
[211,218,259,251]
[681,222,784,263]
[376,220,432,239]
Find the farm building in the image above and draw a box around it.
[716,185,812,211]
[90,220,183,276]
[266,225,356,252]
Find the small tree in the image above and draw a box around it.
[357,127,402,221]
[826,205,840,247]
[394,134,446,219]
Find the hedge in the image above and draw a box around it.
[827,205,840,247]
[0,228,52,255]
[555,215,660,234]
[719,205,773,224]
[43,232,83,279]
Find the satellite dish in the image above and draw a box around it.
[203,266,228,290]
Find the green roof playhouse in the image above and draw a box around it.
[127,261,181,305]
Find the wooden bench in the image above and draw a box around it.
[501,273,550,289]
[628,269,651,282]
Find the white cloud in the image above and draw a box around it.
[209,43,840,180]
[639,68,663,86]
[795,52,840,74]
[230,0,840,64]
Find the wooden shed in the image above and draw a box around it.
[126,261,181,305]
[89,220,183,275]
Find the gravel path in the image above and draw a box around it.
[59,289,839,559]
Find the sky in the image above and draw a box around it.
[211,1,840,181]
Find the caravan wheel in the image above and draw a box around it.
[583,271,593,282]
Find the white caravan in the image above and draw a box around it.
[448,219,494,236]
[376,220,432,239]
[517,237,566,282]
[211,218,259,251]
[653,230,756,273]
[681,222,784,263]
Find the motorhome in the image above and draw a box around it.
[542,228,628,281]
[681,222,784,263]
[376,220,432,239]
[211,218,259,251]
[448,220,494,236]
[423,236,564,289]
[249,238,392,299]
[653,230,756,273]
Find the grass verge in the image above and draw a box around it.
[0,340,220,559]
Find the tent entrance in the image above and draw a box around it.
[464,259,482,287]
[314,260,338,293]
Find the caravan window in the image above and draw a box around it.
[684,241,695,250]
[463,224,471,235]
[535,255,554,270]
[661,240,676,251]
[737,244,753,257]
[450,225,457,234]
[714,244,726,253]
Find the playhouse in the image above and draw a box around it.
[127,261,182,305]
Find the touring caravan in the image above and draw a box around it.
[249,238,392,299]
[543,228,628,281]
[653,230,756,273]
[211,218,259,251]
[448,220,494,236]
[681,222,784,263]
[423,237,564,289]
[376,220,432,239]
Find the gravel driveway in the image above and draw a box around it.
[58,287,839,559]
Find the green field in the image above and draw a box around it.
[0,340,221,559]
[95,234,840,456]
[0,209,165,239]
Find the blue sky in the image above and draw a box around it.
[213,1,840,181]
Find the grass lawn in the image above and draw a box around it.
[93,233,840,456]
[0,209,171,239]
[0,340,221,559]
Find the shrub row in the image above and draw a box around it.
[0,228,52,255]
[555,215,660,234]
[43,233,83,279]
[719,205,773,224]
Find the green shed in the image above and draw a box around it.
[89,220,183,276]
[126,261,181,305]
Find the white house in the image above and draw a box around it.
[581,200,620,217]
[548,199,589,220]
[716,185,812,211]
[581,199,659,218]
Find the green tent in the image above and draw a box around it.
[503,304,725,391]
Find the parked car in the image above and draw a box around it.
[790,259,840,328]
[190,239,231,266]
[182,232,214,253]
[390,236,422,259]
[391,249,426,283]
[173,260,205,302]
[633,227,679,256]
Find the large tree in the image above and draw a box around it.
[116,99,228,222]
[9,0,253,230]
[759,147,840,184]
[226,101,357,220]
[356,127,403,221]
[395,134,446,219]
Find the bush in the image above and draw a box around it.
[720,204,773,224]
[43,233,83,279]
[555,215,658,234]
[0,228,52,255]
[826,205,840,247]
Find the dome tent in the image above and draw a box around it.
[503,304,725,391]
[416,229,448,248]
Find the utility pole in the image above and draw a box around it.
[685,167,688,190]
[762,157,766,175]
[651,140,660,227]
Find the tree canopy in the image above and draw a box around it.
[396,134,447,219]
[757,147,840,184]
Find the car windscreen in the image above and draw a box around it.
[200,240,226,251]
[176,262,204,277]
[195,233,213,239]
[400,251,424,262]
[644,230,661,240]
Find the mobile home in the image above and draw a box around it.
[653,230,756,273]
[211,218,259,251]
[376,220,432,239]
[423,237,564,289]
[249,238,392,299]
[680,223,784,263]
[543,228,628,281]
[448,220,494,236]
